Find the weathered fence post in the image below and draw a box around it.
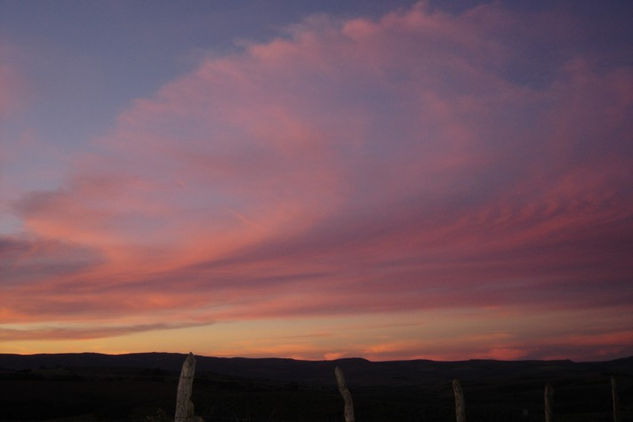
[175,353,203,422]
[611,376,619,422]
[544,383,554,422]
[335,366,355,422]
[452,379,466,422]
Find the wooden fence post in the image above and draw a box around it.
[175,353,203,422]
[335,366,355,422]
[452,379,466,422]
[611,376,619,422]
[544,383,554,422]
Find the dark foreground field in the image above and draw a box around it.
[0,353,631,421]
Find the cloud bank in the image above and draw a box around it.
[2,2,632,360]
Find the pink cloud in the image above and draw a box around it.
[3,3,632,359]
[0,40,33,126]
[0,66,25,119]
[0,321,209,342]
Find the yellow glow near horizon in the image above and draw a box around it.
[4,306,632,361]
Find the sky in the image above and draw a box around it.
[1,0,632,362]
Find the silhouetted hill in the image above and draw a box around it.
[1,353,632,421]
[1,352,631,386]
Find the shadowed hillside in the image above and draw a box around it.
[0,353,633,422]
[0,353,631,421]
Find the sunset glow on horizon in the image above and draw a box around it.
[1,1,632,361]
